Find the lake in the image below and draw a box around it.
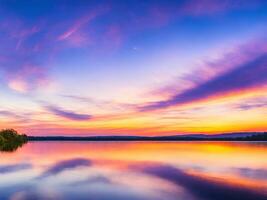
[0,141,267,200]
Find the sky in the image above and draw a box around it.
[0,0,267,136]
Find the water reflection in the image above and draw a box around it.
[0,141,266,200]
[0,142,27,152]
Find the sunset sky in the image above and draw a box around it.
[0,0,267,136]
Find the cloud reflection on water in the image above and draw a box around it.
[0,163,31,174]
[0,141,267,200]
[39,158,91,178]
[136,163,267,200]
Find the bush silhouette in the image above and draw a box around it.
[0,129,27,152]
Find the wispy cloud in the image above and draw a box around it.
[58,6,109,41]
[0,110,33,125]
[0,111,18,118]
[233,97,267,111]
[45,105,92,121]
[61,94,136,112]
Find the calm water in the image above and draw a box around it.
[0,141,267,200]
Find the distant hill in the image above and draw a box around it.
[28,132,267,141]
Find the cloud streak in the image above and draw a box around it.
[141,53,267,111]
[234,97,267,110]
[58,6,109,41]
[45,105,92,121]
[233,167,267,180]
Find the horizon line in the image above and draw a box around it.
[27,131,267,138]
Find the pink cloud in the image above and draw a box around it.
[8,79,29,93]
[65,31,92,47]
[58,6,110,42]
[5,64,50,93]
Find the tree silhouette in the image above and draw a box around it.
[0,129,27,152]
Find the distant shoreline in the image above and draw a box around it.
[28,132,267,141]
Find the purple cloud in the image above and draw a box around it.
[234,97,267,110]
[0,111,18,118]
[45,105,92,121]
[141,54,267,111]
[233,167,267,180]
[0,110,33,124]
